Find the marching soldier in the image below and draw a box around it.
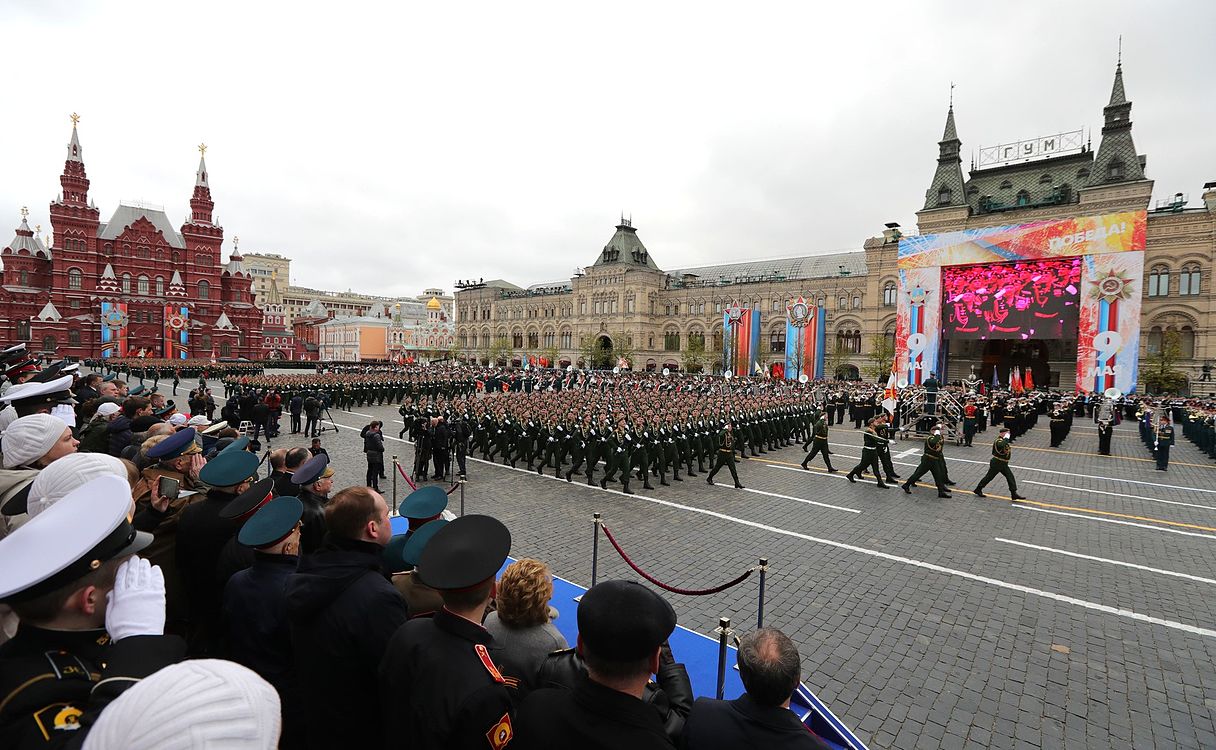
[974,427,1026,499]
[800,411,836,473]
[706,423,744,489]
[1154,415,1175,471]
[846,417,889,489]
[901,424,951,498]
[875,412,900,484]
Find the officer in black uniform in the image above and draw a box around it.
[800,412,836,473]
[705,423,744,489]
[0,475,186,748]
[290,453,335,554]
[378,515,517,750]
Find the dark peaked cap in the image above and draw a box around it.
[415,515,509,590]
[577,580,677,661]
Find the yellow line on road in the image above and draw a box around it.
[747,456,1216,534]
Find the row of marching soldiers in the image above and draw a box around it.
[0,357,836,748]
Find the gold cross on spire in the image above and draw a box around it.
[70,112,80,126]
[19,207,28,218]
[198,143,207,157]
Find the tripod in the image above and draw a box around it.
[316,405,340,436]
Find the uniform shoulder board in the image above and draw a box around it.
[474,644,505,684]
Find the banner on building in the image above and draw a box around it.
[99,302,129,358]
[895,211,1147,392]
[163,305,190,359]
[784,297,825,380]
[722,303,760,377]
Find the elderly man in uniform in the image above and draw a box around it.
[513,579,679,749]
[0,475,185,748]
[289,453,334,554]
[379,514,516,749]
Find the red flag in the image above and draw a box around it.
[1023,368,1034,391]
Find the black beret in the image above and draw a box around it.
[415,515,509,590]
[577,580,676,661]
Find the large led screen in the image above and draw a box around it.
[941,257,1081,340]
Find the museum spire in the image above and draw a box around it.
[189,143,215,224]
[921,102,967,211]
[1086,57,1144,186]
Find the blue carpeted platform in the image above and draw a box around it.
[388,517,864,748]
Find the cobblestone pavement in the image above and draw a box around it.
[199,373,1216,749]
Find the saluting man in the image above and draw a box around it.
[974,427,1026,499]
[705,423,744,489]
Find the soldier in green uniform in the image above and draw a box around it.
[846,417,890,489]
[901,425,951,498]
[800,412,836,473]
[706,423,744,489]
[974,428,1026,499]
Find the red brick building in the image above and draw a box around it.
[1,119,263,359]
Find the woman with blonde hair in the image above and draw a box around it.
[484,558,568,684]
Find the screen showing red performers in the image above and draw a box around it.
[941,257,1081,340]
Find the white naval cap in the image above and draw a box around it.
[0,474,151,603]
[0,375,76,413]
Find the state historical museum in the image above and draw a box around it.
[2,119,263,359]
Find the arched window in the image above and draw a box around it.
[1180,326,1195,359]
[42,335,56,353]
[768,329,785,353]
[884,327,896,351]
[883,282,897,307]
[121,273,131,294]
[16,321,30,341]
[853,296,862,309]
[1016,190,1031,206]
[198,280,210,300]
[137,275,149,295]
[220,341,232,357]
[1147,326,1163,355]
[201,334,211,351]
[68,268,83,290]
[1179,265,1201,296]
[663,330,680,352]
[68,329,81,345]
[937,186,952,205]
[527,332,539,348]
[838,297,846,310]
[155,277,164,296]
[1148,266,1169,297]
[1039,174,1053,184]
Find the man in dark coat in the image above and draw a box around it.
[175,450,261,655]
[223,496,305,749]
[285,486,406,750]
[289,393,304,434]
[290,454,334,554]
[513,580,678,750]
[682,628,831,750]
[362,421,385,492]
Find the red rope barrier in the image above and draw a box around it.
[600,523,754,596]
[396,462,418,491]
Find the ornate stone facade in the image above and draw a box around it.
[456,61,1214,390]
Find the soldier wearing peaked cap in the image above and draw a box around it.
[379,515,519,750]
[0,475,186,749]
[514,579,682,749]
[290,453,334,554]
[223,495,305,749]
[384,518,448,616]
[131,427,206,635]
[176,448,261,655]
[0,375,76,420]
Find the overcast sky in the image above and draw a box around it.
[3,1,1213,297]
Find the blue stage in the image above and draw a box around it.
[389,517,866,748]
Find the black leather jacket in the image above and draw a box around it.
[533,647,694,744]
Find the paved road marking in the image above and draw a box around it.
[1012,505,1216,541]
[715,484,861,514]
[475,457,1216,639]
[994,538,1216,585]
[186,395,1216,638]
[1025,480,1216,513]
[895,448,920,458]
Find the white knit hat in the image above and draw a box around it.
[96,402,121,417]
[186,415,210,427]
[82,659,281,750]
[169,413,188,426]
[2,414,69,469]
[27,452,128,518]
